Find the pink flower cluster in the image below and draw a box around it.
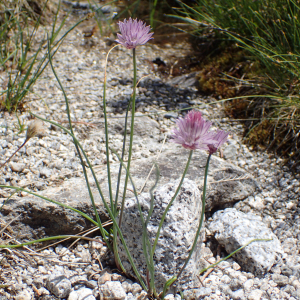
[171,110,229,154]
[116,18,154,49]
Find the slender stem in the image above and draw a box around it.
[119,48,137,227]
[199,238,272,275]
[115,105,130,219]
[27,115,145,289]
[0,235,107,249]
[112,149,155,291]
[113,106,130,272]
[150,0,158,28]
[0,140,27,170]
[113,49,136,273]
[161,276,177,300]
[0,185,100,228]
[47,44,107,247]
[152,150,193,254]
[102,48,114,216]
[146,164,160,295]
[175,154,211,282]
[30,113,111,249]
[113,234,126,273]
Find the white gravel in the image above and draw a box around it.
[0,9,300,300]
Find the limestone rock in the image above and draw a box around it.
[10,162,25,173]
[208,208,283,275]
[0,143,255,241]
[117,179,204,293]
[0,177,109,240]
[68,288,96,300]
[99,281,126,300]
[112,145,257,213]
[46,272,72,298]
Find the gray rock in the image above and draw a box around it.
[114,113,160,137]
[164,112,178,119]
[39,167,52,178]
[46,273,72,298]
[118,179,204,293]
[271,274,289,287]
[208,208,283,276]
[0,177,109,240]
[131,283,142,296]
[166,72,199,88]
[183,287,212,300]
[105,145,257,213]
[0,143,255,241]
[99,281,126,300]
[10,162,25,173]
[223,143,239,160]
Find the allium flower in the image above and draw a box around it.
[208,129,230,154]
[171,110,216,150]
[116,18,153,49]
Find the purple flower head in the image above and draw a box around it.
[171,110,216,151]
[116,18,153,49]
[208,129,230,154]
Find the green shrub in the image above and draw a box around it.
[174,0,300,167]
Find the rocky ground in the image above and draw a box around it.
[0,5,300,300]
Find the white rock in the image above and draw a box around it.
[248,195,264,209]
[243,279,254,291]
[125,292,136,300]
[10,162,25,173]
[121,280,131,293]
[99,281,126,300]
[164,294,175,300]
[14,289,32,300]
[68,291,79,300]
[70,288,95,300]
[248,289,264,300]
[231,289,245,300]
[136,290,148,300]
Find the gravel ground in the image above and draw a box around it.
[0,9,300,300]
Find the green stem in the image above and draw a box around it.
[113,49,137,274]
[161,276,177,300]
[152,150,193,254]
[47,42,107,247]
[0,185,100,228]
[102,58,114,217]
[175,154,211,282]
[27,113,146,289]
[111,149,155,293]
[113,106,133,273]
[145,164,160,295]
[119,48,137,227]
[115,105,130,217]
[150,0,158,28]
[199,238,273,275]
[30,113,112,249]
[0,235,106,248]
